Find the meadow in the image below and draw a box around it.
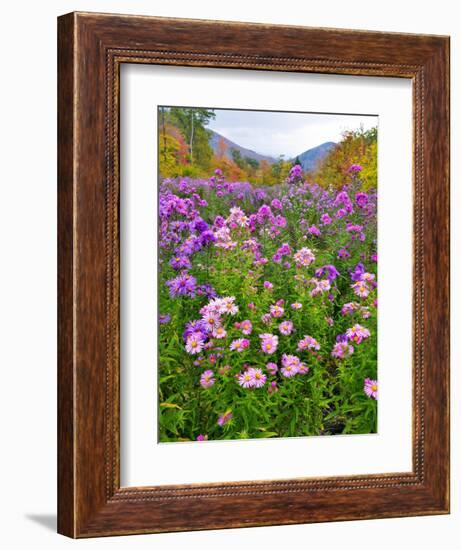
[158,164,378,442]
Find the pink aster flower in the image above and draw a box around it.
[311,278,331,297]
[212,325,227,339]
[218,364,231,375]
[261,313,272,325]
[320,213,332,225]
[200,369,215,388]
[238,370,254,388]
[352,281,370,298]
[248,367,267,388]
[263,281,274,290]
[361,272,376,283]
[185,332,205,355]
[346,324,371,344]
[364,378,378,400]
[270,304,284,318]
[217,411,233,426]
[341,302,359,316]
[196,434,208,441]
[259,333,279,354]
[361,307,371,319]
[331,341,354,359]
[308,224,321,237]
[279,320,294,335]
[203,298,224,315]
[240,319,253,335]
[266,362,278,375]
[230,338,249,352]
[294,247,316,268]
[298,362,309,374]
[291,302,302,310]
[268,380,278,394]
[297,335,320,351]
[280,354,301,377]
[202,311,221,332]
[221,296,239,315]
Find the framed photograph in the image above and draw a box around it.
[57,12,450,537]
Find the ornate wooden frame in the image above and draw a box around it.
[57,12,450,537]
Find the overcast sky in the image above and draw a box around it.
[207,108,378,158]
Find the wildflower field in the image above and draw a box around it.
[158,164,378,442]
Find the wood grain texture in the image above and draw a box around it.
[57,11,450,538]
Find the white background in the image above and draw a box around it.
[0,1,458,548]
[121,66,412,486]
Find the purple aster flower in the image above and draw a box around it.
[199,229,216,245]
[169,255,192,270]
[355,192,369,208]
[315,264,339,282]
[337,248,350,259]
[183,319,208,342]
[308,224,321,236]
[350,262,366,282]
[166,272,197,298]
[192,218,209,233]
[214,215,226,228]
[320,213,332,225]
[271,198,283,210]
[159,314,171,324]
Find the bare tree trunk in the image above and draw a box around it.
[161,107,167,162]
[189,110,194,163]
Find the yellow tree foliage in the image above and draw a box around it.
[158,123,189,178]
[311,127,378,190]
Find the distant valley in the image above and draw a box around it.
[209,129,336,173]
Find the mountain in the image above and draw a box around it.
[208,129,336,172]
[209,130,277,164]
[293,142,336,172]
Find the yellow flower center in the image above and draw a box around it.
[371,384,378,392]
